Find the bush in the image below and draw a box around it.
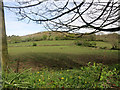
[55,36,62,40]
[99,47,107,49]
[90,42,96,47]
[82,41,91,47]
[111,45,120,50]
[42,35,47,40]
[32,43,37,46]
[109,41,120,50]
[75,40,96,47]
[82,34,96,41]
[74,40,82,46]
[7,35,22,43]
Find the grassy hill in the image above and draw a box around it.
[22,31,65,38]
[7,31,119,43]
[7,31,76,44]
[7,31,120,50]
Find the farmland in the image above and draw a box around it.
[8,40,119,70]
[4,32,120,88]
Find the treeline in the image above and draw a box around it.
[7,32,77,43]
[96,33,120,50]
[7,33,119,43]
[7,35,75,44]
[75,33,120,50]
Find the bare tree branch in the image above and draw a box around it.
[4,0,120,35]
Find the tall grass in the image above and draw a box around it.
[3,62,120,89]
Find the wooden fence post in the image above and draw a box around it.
[0,0,8,88]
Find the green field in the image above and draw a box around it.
[8,40,113,48]
[8,40,75,47]
[8,40,119,71]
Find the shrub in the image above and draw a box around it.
[25,38,32,42]
[74,40,82,46]
[42,35,47,40]
[75,40,96,47]
[55,36,60,40]
[111,45,120,50]
[7,35,22,43]
[82,41,90,46]
[32,43,37,46]
[82,34,96,41]
[110,41,120,50]
[100,47,107,49]
[4,63,120,88]
[90,42,96,47]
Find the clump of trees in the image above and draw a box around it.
[7,35,21,43]
[42,35,47,40]
[82,34,96,41]
[75,33,120,50]
[100,33,120,50]
[75,40,96,47]
[54,36,74,40]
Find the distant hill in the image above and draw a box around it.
[7,31,119,44]
[7,31,76,43]
[21,31,66,38]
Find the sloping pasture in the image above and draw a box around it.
[8,45,119,72]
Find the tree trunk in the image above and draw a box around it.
[0,0,2,86]
[0,0,8,85]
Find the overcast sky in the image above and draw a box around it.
[4,0,120,36]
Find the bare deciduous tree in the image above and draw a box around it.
[4,0,120,37]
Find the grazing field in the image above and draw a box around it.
[5,40,119,89]
[8,40,113,49]
[8,40,119,71]
[8,40,75,47]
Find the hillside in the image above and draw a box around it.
[7,31,119,44]
[7,31,76,43]
[22,31,65,38]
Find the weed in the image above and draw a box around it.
[3,62,120,89]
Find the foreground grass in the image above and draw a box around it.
[3,63,120,89]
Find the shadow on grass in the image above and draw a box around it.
[8,52,119,71]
